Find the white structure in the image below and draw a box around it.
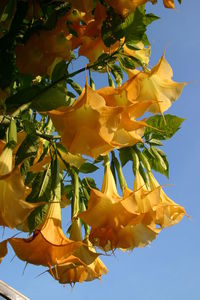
[0,280,29,300]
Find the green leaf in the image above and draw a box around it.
[15,134,39,165]
[28,204,49,233]
[5,86,41,113]
[101,8,124,47]
[145,114,185,140]
[22,119,36,135]
[119,147,132,167]
[26,166,52,203]
[31,83,69,111]
[81,177,97,190]
[143,147,169,178]
[123,9,159,43]
[79,163,99,174]
[110,64,123,87]
[120,56,135,69]
[51,60,67,83]
[79,163,95,174]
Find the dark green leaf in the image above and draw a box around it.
[22,119,36,135]
[79,163,98,173]
[101,8,124,47]
[26,165,52,203]
[15,134,39,165]
[28,204,49,232]
[31,83,68,111]
[119,147,132,167]
[51,60,67,83]
[120,56,135,69]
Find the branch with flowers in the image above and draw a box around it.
[0,0,186,286]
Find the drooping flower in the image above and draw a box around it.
[78,3,119,63]
[148,172,186,228]
[79,162,159,251]
[0,146,42,229]
[48,83,113,158]
[49,82,148,158]
[8,202,83,268]
[49,219,108,284]
[126,54,186,114]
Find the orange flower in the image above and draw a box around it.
[16,15,72,75]
[49,219,108,284]
[126,54,186,114]
[78,3,120,63]
[48,83,113,158]
[0,146,41,229]
[49,81,150,158]
[105,0,154,15]
[80,162,159,251]
[8,202,83,268]
[163,0,175,8]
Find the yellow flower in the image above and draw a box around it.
[49,82,149,158]
[0,146,41,228]
[49,219,108,284]
[8,202,83,268]
[127,54,186,114]
[80,164,159,251]
[148,172,186,228]
[48,83,113,158]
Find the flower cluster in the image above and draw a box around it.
[0,0,186,287]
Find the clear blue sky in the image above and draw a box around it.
[1,1,199,299]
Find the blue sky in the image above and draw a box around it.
[1,1,200,299]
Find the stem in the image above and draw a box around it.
[111,152,127,192]
[131,149,140,175]
[71,169,80,219]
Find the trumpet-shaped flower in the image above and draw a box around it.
[49,83,148,158]
[79,164,159,251]
[127,54,186,114]
[50,235,108,284]
[0,147,41,228]
[148,172,186,228]
[48,83,113,158]
[49,219,108,284]
[8,202,83,268]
